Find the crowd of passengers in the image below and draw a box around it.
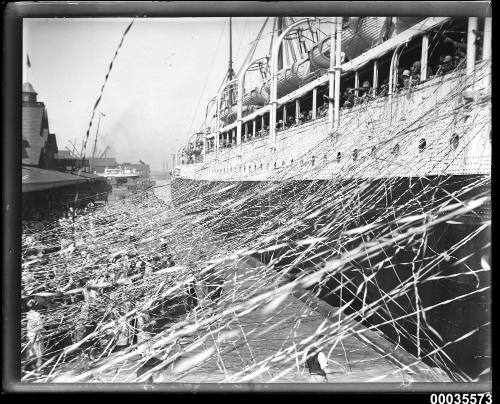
[203,32,481,152]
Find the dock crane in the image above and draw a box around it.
[68,140,79,156]
[97,146,110,159]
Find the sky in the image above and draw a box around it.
[23,17,274,171]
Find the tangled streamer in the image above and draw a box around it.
[21,64,490,385]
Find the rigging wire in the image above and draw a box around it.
[237,17,269,76]
[234,18,249,69]
[186,19,228,138]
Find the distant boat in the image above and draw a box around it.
[100,165,154,200]
[99,166,141,179]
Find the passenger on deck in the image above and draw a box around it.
[378,78,390,96]
[305,110,313,121]
[410,61,421,81]
[354,81,373,103]
[472,29,484,59]
[342,88,355,108]
[436,55,455,76]
[399,70,411,90]
[318,103,328,117]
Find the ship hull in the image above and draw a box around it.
[171,174,490,380]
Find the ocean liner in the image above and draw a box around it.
[171,17,491,380]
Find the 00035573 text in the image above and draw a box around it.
[430,394,492,404]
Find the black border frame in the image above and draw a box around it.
[2,0,492,395]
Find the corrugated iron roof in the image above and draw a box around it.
[22,166,87,193]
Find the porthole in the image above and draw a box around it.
[450,133,460,150]
[418,138,426,152]
[336,152,342,162]
[353,149,358,161]
[311,156,316,165]
[274,162,277,169]
[291,159,294,164]
[254,163,257,170]
[392,144,400,155]
[371,146,377,155]
[323,154,328,161]
[260,163,263,169]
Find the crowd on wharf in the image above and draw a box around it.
[21,188,224,380]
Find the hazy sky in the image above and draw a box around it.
[23,17,272,171]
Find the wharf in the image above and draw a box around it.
[72,255,449,385]
[53,182,450,386]
[154,257,450,384]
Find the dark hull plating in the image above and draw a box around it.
[171,175,490,380]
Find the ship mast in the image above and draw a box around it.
[277,17,284,70]
[228,17,235,81]
[227,17,235,106]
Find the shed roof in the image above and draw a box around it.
[22,166,87,193]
